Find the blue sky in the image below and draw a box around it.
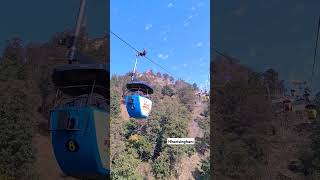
[110,0,210,90]
[214,0,320,92]
[0,0,106,52]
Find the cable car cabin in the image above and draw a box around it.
[290,89,295,97]
[283,99,292,112]
[125,81,153,119]
[202,95,209,102]
[50,64,110,179]
[305,104,317,120]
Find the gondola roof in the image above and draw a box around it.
[52,63,108,97]
[127,81,153,94]
[52,63,108,86]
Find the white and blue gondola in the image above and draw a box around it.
[50,64,110,179]
[125,81,153,119]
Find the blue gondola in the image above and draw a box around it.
[124,49,154,119]
[50,64,110,179]
[125,81,153,119]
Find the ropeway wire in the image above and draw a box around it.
[311,15,320,85]
[109,30,177,78]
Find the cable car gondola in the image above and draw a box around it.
[50,64,110,179]
[290,89,295,97]
[305,104,317,120]
[125,81,153,119]
[49,0,109,178]
[125,50,153,120]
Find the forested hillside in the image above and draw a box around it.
[110,71,210,179]
[212,54,320,180]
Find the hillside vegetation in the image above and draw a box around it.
[212,54,320,180]
[110,71,210,179]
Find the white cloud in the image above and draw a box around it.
[168,3,173,8]
[196,42,203,47]
[158,53,169,60]
[184,2,204,28]
[145,24,153,31]
[184,22,190,27]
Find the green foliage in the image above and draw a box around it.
[152,152,171,179]
[148,97,190,177]
[130,135,153,161]
[0,82,35,178]
[213,72,272,179]
[0,38,27,81]
[177,85,195,111]
[110,116,127,162]
[111,148,143,180]
[192,83,198,91]
[310,119,320,177]
[112,70,197,179]
[185,145,196,157]
[262,68,284,95]
[0,38,39,179]
[221,137,255,178]
[199,158,210,180]
[161,85,174,97]
[111,89,121,118]
[197,112,210,154]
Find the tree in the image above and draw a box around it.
[197,113,210,154]
[131,135,153,161]
[152,152,171,178]
[192,83,199,91]
[177,85,195,111]
[199,158,210,180]
[0,82,36,179]
[163,73,169,80]
[262,68,281,95]
[0,38,27,81]
[169,76,174,83]
[111,148,142,180]
[161,85,174,97]
[213,72,272,179]
[111,88,121,118]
